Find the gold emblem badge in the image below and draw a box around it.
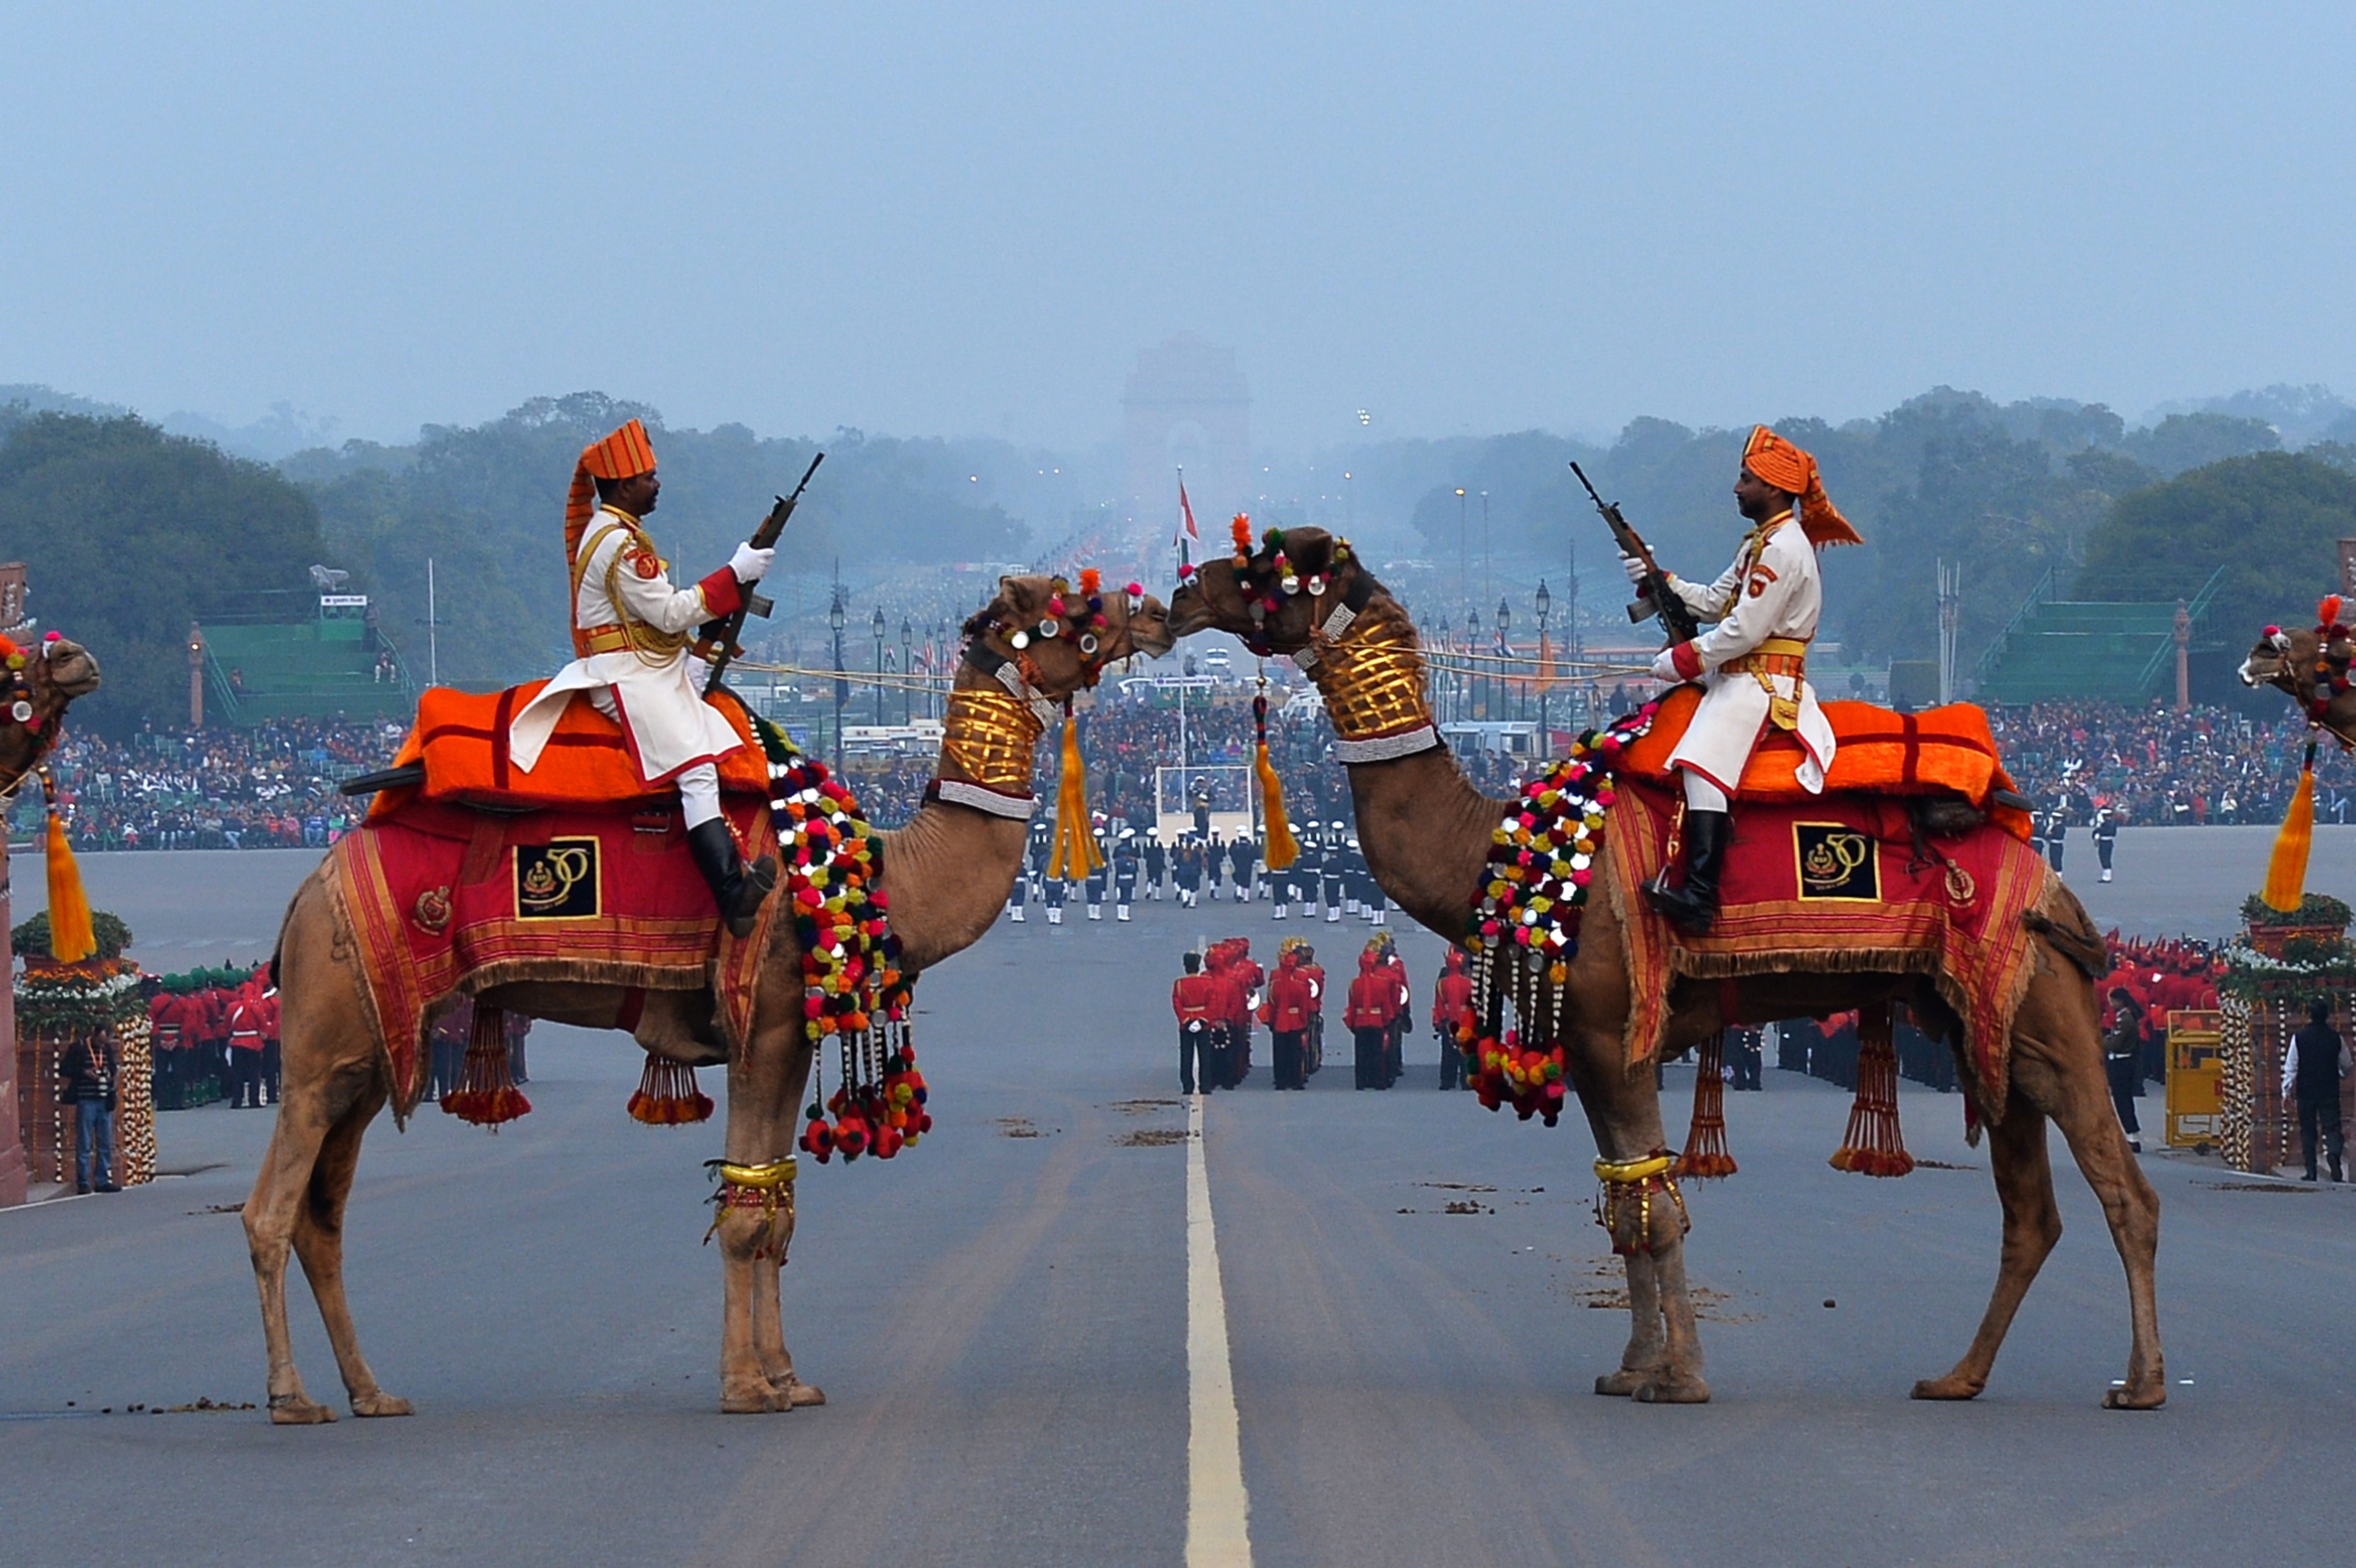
[1794,824,1879,901]
[413,884,452,935]
[514,837,600,920]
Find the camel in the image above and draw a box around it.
[1169,528,2163,1408]
[0,635,104,802]
[2238,618,2356,741]
[247,576,1173,1423]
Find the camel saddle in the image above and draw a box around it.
[1618,686,2031,843]
[363,682,774,823]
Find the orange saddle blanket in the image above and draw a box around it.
[367,683,774,820]
[1617,687,2029,840]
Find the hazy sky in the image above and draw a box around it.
[7,3,2353,454]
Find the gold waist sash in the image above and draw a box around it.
[577,621,690,658]
[1720,636,1809,729]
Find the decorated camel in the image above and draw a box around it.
[247,575,1172,1423]
[1170,525,2163,1408]
[0,632,105,834]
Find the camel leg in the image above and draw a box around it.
[2038,1056,2166,1409]
[287,1079,410,1418]
[1912,1087,2062,1401]
[246,1058,368,1425]
[715,1028,819,1414]
[1572,1042,1709,1403]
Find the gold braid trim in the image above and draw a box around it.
[941,685,1045,794]
[1306,607,1434,743]
[1594,1153,1674,1183]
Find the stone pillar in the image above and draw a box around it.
[187,622,207,730]
[0,850,24,1206]
[2172,599,2191,714]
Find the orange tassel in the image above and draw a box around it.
[628,1053,713,1125]
[442,1002,531,1126]
[2262,744,2316,913]
[1830,1001,1912,1177]
[44,808,95,963]
[1048,700,1103,880]
[1675,1031,1737,1178]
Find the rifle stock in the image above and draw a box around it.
[700,451,824,695]
[1569,462,1700,644]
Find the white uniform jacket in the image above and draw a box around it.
[508,506,747,784]
[1661,512,1837,795]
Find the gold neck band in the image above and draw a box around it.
[941,685,1045,794]
[1306,608,1434,743]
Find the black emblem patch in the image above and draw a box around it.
[514,837,600,919]
[1793,823,1879,901]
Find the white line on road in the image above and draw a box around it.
[1186,1091,1254,1568]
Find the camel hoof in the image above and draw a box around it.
[1593,1369,1649,1397]
[2102,1384,2166,1411]
[720,1384,774,1414]
[269,1395,338,1426]
[351,1392,413,1418]
[1911,1375,1985,1401]
[777,1380,826,1408]
[1632,1374,1711,1405]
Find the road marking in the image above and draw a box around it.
[1186,1091,1254,1568]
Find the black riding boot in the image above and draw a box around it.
[1643,809,1730,935]
[687,819,778,939]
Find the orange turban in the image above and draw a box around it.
[565,418,659,563]
[1742,425,1861,548]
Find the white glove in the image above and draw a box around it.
[1650,647,1685,683]
[728,542,774,583]
[1619,552,1649,587]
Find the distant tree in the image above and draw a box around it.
[2121,413,2281,478]
[0,413,323,733]
[2078,452,2356,645]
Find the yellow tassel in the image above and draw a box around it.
[45,808,96,963]
[2263,748,2316,913]
[1048,703,1103,880]
[1255,737,1298,871]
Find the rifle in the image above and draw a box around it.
[698,452,824,695]
[1569,461,1700,644]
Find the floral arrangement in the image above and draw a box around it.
[2239,891,2352,930]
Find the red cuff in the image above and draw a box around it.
[697,566,744,619]
[1670,640,1704,681]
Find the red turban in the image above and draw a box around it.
[1742,425,1862,548]
[565,418,659,564]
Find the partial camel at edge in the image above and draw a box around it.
[245,577,1173,1424]
[1168,526,2163,1409]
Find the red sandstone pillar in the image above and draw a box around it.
[1,850,26,1206]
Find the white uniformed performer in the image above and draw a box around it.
[508,418,780,935]
[1619,424,1863,932]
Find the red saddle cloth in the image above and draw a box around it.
[365,683,774,822]
[1618,687,2031,842]
[1604,780,2051,1104]
[329,795,779,1118]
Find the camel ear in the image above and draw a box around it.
[1292,531,1337,576]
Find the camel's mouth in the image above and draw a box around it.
[1166,579,1222,639]
[1128,597,1178,659]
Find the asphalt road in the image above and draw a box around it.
[3,846,2352,1567]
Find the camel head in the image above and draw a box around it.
[1166,524,1367,653]
[962,572,1173,699]
[0,634,101,792]
[2240,600,2356,742]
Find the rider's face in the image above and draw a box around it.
[1733,467,1789,523]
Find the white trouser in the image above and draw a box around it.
[590,685,723,828]
[1681,770,1729,814]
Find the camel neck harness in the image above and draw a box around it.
[1293,582,1440,763]
[1452,704,1659,1129]
[930,647,1051,819]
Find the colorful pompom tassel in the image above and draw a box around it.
[1829,1001,1912,1177]
[2262,740,2316,913]
[1048,699,1103,880]
[442,1001,532,1126]
[44,807,95,963]
[1674,1030,1737,1179]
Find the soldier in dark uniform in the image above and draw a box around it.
[2092,806,2118,883]
[1144,834,1167,900]
[1044,865,1067,926]
[1727,1024,1764,1090]
[2102,986,2145,1154]
[1324,823,1348,923]
[1230,833,1258,904]
[2284,998,2351,1181]
[1113,833,1140,922]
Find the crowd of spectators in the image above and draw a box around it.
[33,694,2356,850]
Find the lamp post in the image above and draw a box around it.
[900,617,914,726]
[1534,579,1551,742]
[828,580,847,772]
[871,606,886,726]
[1455,488,1468,606]
[1480,490,1491,610]
[1436,617,1452,724]
[1496,596,1513,725]
[1466,606,1483,722]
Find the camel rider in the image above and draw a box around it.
[1620,425,1863,933]
[508,418,780,936]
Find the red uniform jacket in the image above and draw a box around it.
[1299,965,1326,1016]
[1433,970,1472,1032]
[1262,965,1315,1033]
[1172,973,1220,1023]
[1344,968,1396,1030]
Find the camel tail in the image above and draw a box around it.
[2023,879,2107,980]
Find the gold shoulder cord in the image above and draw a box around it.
[941,685,1046,793]
[1307,610,1434,742]
[589,519,692,664]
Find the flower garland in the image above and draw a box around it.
[742,718,929,1165]
[1457,703,1658,1123]
[15,957,147,1032]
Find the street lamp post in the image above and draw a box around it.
[1496,596,1513,725]
[1455,488,1468,607]
[871,606,886,726]
[828,579,847,772]
[900,617,914,726]
[1466,607,1483,722]
[1534,579,1551,742]
[1480,490,1491,610]
[1436,617,1452,724]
